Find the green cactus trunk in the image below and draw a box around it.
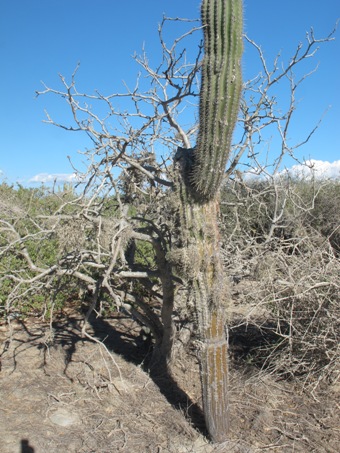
[192,0,243,201]
[174,0,243,443]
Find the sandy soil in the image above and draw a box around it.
[0,309,339,453]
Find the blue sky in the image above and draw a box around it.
[1,0,339,185]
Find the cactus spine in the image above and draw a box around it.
[174,0,243,443]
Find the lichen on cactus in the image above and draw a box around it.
[191,0,243,201]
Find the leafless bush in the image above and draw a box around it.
[222,178,340,391]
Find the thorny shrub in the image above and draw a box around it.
[222,177,340,391]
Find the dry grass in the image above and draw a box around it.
[224,218,339,392]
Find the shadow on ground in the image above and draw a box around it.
[20,439,35,453]
[85,311,207,437]
[7,307,207,437]
[229,320,289,370]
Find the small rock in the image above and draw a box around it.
[49,407,80,427]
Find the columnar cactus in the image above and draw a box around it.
[174,0,243,443]
[192,0,243,201]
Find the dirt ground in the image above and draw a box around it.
[0,307,339,453]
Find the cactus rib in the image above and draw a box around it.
[192,0,243,201]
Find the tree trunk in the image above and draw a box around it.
[151,237,176,368]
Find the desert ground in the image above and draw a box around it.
[1,303,339,453]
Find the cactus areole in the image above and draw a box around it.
[174,0,243,443]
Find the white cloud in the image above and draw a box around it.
[282,159,340,180]
[237,159,340,182]
[28,160,340,186]
[29,173,82,184]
